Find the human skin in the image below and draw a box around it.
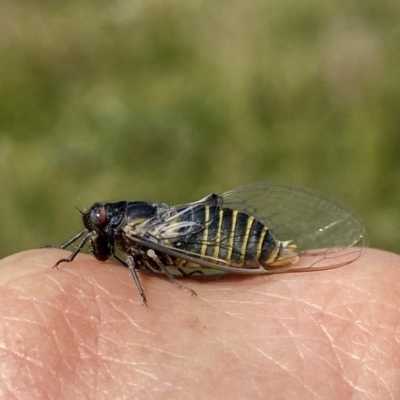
[0,248,399,400]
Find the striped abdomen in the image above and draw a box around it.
[177,205,289,268]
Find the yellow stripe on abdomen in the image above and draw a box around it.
[238,215,254,264]
[200,205,210,256]
[212,210,223,259]
[255,226,267,260]
[225,210,238,261]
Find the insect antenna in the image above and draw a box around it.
[75,205,85,215]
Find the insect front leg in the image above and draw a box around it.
[146,250,197,297]
[52,231,95,268]
[125,255,148,306]
[41,229,88,250]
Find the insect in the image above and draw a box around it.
[47,183,367,305]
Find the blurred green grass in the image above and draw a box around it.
[1,0,400,258]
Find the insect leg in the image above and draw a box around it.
[164,254,205,277]
[53,231,95,268]
[125,255,148,307]
[146,250,197,297]
[142,261,203,277]
[42,229,88,250]
[113,254,128,267]
[177,268,205,277]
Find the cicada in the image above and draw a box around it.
[48,183,367,305]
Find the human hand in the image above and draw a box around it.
[0,248,399,399]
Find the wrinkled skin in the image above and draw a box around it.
[0,249,400,400]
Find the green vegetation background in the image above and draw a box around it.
[1,0,400,259]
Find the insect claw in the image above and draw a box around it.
[141,297,148,307]
[53,259,69,269]
[41,244,57,249]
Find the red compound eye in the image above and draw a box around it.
[90,206,107,226]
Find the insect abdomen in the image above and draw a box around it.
[180,205,280,267]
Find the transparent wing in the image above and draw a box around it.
[127,183,367,273]
[219,183,367,270]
